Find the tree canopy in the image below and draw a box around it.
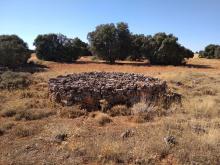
[88,23,120,64]
[88,23,194,65]
[199,44,220,59]
[146,33,194,65]
[0,35,30,67]
[34,34,83,62]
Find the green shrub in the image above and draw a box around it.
[199,44,220,59]
[34,34,82,62]
[0,71,31,89]
[88,24,120,64]
[146,33,194,65]
[71,37,92,56]
[88,23,193,65]
[0,35,30,67]
[88,22,132,63]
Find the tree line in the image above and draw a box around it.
[88,22,194,65]
[2,22,218,67]
[199,44,220,59]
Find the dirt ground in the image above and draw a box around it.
[0,55,220,165]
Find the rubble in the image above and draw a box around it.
[48,72,180,110]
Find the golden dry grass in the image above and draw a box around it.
[0,55,220,164]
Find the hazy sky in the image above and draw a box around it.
[0,0,220,51]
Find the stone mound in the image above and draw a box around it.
[48,72,180,110]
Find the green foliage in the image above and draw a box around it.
[34,34,82,62]
[88,23,193,65]
[130,32,193,65]
[116,22,132,60]
[130,34,153,61]
[88,23,120,64]
[214,47,220,59]
[147,33,194,65]
[0,35,30,67]
[71,37,92,56]
[199,44,220,59]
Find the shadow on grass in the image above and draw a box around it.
[183,64,214,69]
[75,60,214,69]
[75,60,150,66]
[0,62,49,74]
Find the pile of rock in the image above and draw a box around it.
[48,72,180,110]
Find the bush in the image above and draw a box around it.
[71,37,92,56]
[88,23,193,65]
[88,23,119,64]
[34,34,82,62]
[88,22,132,63]
[116,22,132,60]
[0,35,30,67]
[0,71,31,89]
[146,33,194,65]
[199,44,220,59]
[130,34,147,61]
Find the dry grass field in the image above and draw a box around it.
[0,54,220,164]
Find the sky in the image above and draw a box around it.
[0,0,220,51]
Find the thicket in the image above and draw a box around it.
[0,35,30,67]
[88,22,194,65]
[34,34,90,62]
[199,44,220,59]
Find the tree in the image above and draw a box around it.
[199,44,220,59]
[130,34,149,60]
[145,33,194,65]
[116,22,132,60]
[71,37,92,56]
[0,35,30,67]
[88,23,193,65]
[214,46,220,59]
[88,23,120,64]
[34,34,81,62]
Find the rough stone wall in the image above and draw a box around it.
[48,72,180,110]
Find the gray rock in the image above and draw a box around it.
[48,72,181,110]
